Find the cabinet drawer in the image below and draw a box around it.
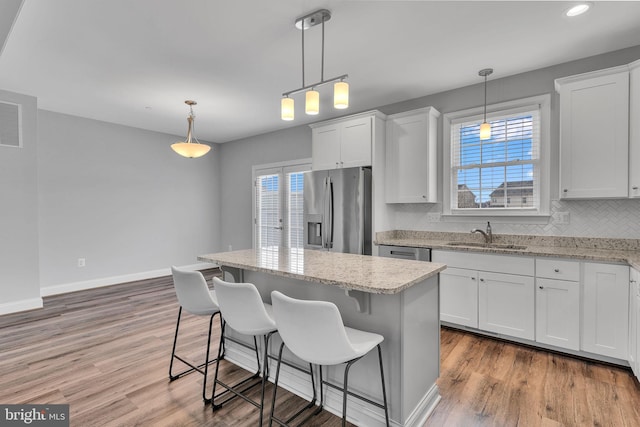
[536,258,580,281]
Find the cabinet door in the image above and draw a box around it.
[558,70,629,199]
[630,62,640,197]
[582,262,629,359]
[440,267,478,328]
[478,271,535,340]
[385,111,435,203]
[312,125,341,171]
[629,268,639,377]
[340,117,372,168]
[536,278,580,350]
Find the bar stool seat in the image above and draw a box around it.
[269,291,390,427]
[211,277,278,426]
[169,266,223,403]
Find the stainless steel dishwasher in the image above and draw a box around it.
[378,244,431,261]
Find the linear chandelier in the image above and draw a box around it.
[171,100,211,158]
[281,9,349,121]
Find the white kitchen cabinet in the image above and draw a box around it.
[478,271,535,340]
[310,111,385,171]
[629,60,640,198]
[582,262,629,359]
[629,268,640,379]
[385,107,440,203]
[556,66,629,199]
[433,250,534,338]
[535,258,580,351]
[536,278,580,351]
[439,267,478,328]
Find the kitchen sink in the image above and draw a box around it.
[445,242,527,250]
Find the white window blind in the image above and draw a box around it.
[451,105,541,211]
[255,173,281,249]
[254,161,310,251]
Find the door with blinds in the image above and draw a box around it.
[254,163,309,250]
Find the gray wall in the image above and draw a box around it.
[219,45,640,244]
[219,126,311,251]
[37,111,221,290]
[0,89,40,312]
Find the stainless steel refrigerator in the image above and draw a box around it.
[303,167,372,255]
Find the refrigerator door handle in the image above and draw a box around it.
[323,176,330,249]
[328,177,334,249]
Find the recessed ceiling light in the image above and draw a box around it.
[565,3,591,17]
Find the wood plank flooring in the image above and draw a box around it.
[1,271,639,426]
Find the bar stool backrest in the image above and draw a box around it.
[171,266,219,315]
[213,277,276,336]
[271,291,356,366]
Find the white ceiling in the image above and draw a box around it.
[1,1,640,143]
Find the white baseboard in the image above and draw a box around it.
[403,383,441,427]
[40,262,213,297]
[224,340,427,427]
[0,297,43,315]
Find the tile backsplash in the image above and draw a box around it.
[390,199,640,239]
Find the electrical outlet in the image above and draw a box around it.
[228,245,233,252]
[555,212,570,225]
[77,258,86,267]
[427,213,441,222]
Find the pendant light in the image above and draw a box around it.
[281,9,349,120]
[478,68,493,140]
[171,100,211,158]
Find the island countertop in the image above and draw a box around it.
[198,248,446,294]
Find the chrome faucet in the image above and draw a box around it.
[471,221,493,244]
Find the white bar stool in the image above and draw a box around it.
[169,266,223,403]
[269,291,390,427]
[212,277,278,426]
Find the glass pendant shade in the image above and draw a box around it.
[479,122,491,140]
[281,97,295,121]
[334,81,349,109]
[171,142,211,158]
[306,90,319,115]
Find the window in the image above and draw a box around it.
[443,95,550,217]
[253,160,311,250]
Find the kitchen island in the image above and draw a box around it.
[198,248,446,427]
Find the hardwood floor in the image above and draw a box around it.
[1,271,639,426]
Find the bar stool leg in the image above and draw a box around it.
[168,306,183,380]
[268,342,286,427]
[342,360,358,427]
[377,345,390,427]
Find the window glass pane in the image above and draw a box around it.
[453,110,538,210]
[287,172,304,249]
[256,174,280,249]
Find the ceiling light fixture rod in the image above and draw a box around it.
[282,74,348,98]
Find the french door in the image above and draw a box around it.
[253,162,310,250]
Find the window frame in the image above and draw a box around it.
[252,159,311,250]
[442,94,550,219]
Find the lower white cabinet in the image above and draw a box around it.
[535,278,580,350]
[582,262,629,359]
[478,271,535,340]
[629,268,640,379]
[439,267,478,328]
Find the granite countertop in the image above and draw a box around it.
[198,248,446,295]
[376,230,640,271]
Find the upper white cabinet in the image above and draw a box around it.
[385,107,440,203]
[556,66,629,199]
[582,262,629,359]
[310,111,385,171]
[629,60,640,198]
